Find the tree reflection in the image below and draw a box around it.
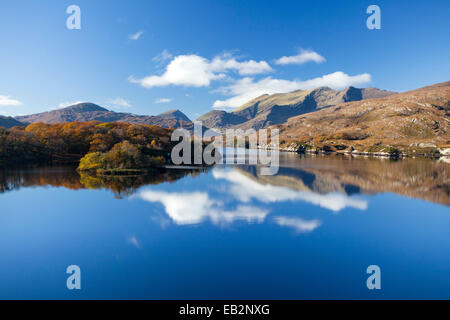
[0,166,207,198]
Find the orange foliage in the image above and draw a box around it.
[1,122,173,167]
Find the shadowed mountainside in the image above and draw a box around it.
[0,115,25,129]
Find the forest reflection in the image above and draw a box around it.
[0,154,449,205]
[0,166,206,198]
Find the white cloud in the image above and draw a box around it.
[130,54,272,89]
[0,95,23,106]
[153,49,173,63]
[212,168,368,212]
[209,55,273,76]
[107,97,131,108]
[127,236,141,248]
[275,49,325,65]
[139,190,269,225]
[212,71,371,110]
[155,98,172,103]
[130,55,221,88]
[129,30,144,40]
[274,216,322,233]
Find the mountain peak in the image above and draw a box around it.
[311,86,333,92]
[361,87,397,99]
[63,102,108,112]
[0,115,25,129]
[160,109,181,115]
[158,109,191,122]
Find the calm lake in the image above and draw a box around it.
[0,153,449,299]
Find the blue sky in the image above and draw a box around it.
[0,0,449,119]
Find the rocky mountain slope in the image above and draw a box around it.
[197,110,248,129]
[273,81,450,156]
[15,103,194,130]
[198,87,395,130]
[0,116,25,129]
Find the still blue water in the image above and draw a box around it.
[0,153,449,299]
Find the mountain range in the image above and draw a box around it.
[3,86,394,131]
[1,82,448,156]
[13,103,194,130]
[197,86,395,130]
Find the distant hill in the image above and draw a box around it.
[0,116,25,129]
[273,81,450,155]
[15,103,194,130]
[197,87,395,130]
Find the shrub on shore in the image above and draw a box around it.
[78,140,167,173]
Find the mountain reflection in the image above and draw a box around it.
[0,155,448,206]
[275,154,449,206]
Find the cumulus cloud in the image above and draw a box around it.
[130,54,273,89]
[212,168,368,212]
[275,49,325,65]
[139,190,269,225]
[129,30,144,40]
[130,55,221,88]
[155,98,172,103]
[0,95,23,106]
[107,97,131,108]
[212,71,371,110]
[209,55,273,76]
[274,216,322,233]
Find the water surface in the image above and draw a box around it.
[0,153,449,299]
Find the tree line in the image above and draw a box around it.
[0,122,174,170]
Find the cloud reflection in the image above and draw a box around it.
[140,190,269,225]
[274,216,322,233]
[212,169,368,212]
[139,167,366,231]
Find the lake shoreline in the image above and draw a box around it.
[258,145,450,159]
